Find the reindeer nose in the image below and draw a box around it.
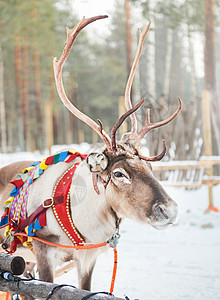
[154,205,169,220]
[151,201,178,229]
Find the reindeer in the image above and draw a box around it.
[0,15,182,292]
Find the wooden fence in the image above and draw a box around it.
[152,156,220,211]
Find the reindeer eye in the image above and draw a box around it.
[113,171,124,178]
[112,168,131,184]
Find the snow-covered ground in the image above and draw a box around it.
[1,147,220,300]
[56,185,220,300]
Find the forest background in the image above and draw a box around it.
[0,0,220,163]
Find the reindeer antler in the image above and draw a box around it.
[124,21,151,136]
[53,15,112,149]
[111,99,145,152]
[139,140,167,162]
[136,98,183,145]
[123,20,182,152]
[53,16,182,157]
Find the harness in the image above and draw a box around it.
[0,151,87,253]
[0,150,121,294]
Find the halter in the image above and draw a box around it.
[100,173,112,188]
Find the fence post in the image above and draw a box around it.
[202,90,218,212]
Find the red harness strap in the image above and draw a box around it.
[51,164,85,246]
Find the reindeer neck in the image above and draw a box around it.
[69,160,118,244]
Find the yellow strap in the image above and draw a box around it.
[4,225,10,237]
[68,149,77,154]
[22,166,35,173]
[4,197,13,206]
[39,159,48,170]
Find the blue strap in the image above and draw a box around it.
[33,217,42,231]
[0,216,9,227]
[58,151,69,162]
[10,186,19,197]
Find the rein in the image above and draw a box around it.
[13,223,120,294]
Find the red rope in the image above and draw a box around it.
[14,233,107,250]
[14,232,118,294]
[110,248,118,294]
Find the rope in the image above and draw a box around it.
[14,233,107,250]
[46,284,76,299]
[81,291,113,299]
[110,248,118,294]
[14,232,118,294]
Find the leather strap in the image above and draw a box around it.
[17,196,63,232]
[52,164,86,245]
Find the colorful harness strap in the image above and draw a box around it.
[52,164,85,245]
[0,150,87,253]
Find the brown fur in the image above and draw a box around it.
[105,155,173,223]
[0,161,34,199]
[77,260,96,291]
[33,242,54,282]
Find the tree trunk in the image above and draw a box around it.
[146,0,156,100]
[187,29,198,100]
[204,0,216,90]
[155,17,168,99]
[204,0,220,155]
[0,45,7,152]
[32,3,45,152]
[21,35,30,151]
[14,35,25,150]
[49,62,56,145]
[164,27,172,98]
[32,46,44,151]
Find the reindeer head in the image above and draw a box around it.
[53,15,182,229]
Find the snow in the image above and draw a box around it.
[1,148,220,300]
[200,156,220,161]
[55,185,220,300]
[153,160,200,167]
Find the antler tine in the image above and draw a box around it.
[136,98,183,144]
[124,21,151,136]
[139,140,167,161]
[111,98,145,152]
[97,119,112,148]
[53,15,111,149]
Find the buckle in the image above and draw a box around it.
[107,231,121,249]
[42,197,54,208]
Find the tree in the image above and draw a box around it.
[204,0,220,155]
[0,44,7,152]
[0,0,79,151]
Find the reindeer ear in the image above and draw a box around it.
[86,153,108,173]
